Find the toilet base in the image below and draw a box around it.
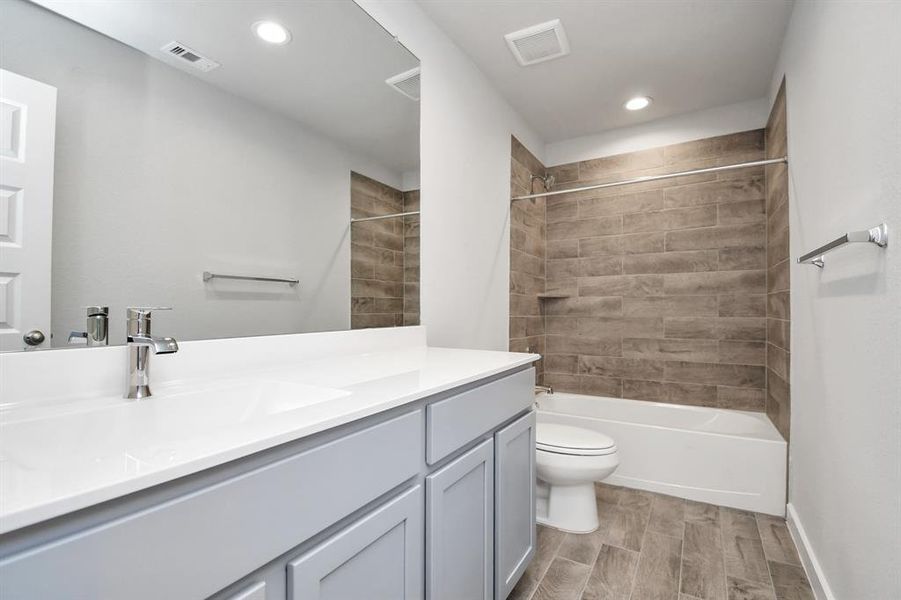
[536,480,599,534]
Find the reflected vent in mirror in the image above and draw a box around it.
[386,67,421,101]
[160,41,220,72]
[504,19,570,66]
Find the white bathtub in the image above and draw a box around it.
[536,392,787,516]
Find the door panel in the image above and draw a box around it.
[0,69,56,351]
[288,485,424,600]
[495,411,536,599]
[426,439,494,600]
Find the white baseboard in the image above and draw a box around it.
[785,503,836,600]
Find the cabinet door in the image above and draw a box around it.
[494,411,536,599]
[288,486,423,600]
[426,439,494,600]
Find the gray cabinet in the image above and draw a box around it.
[426,368,533,464]
[426,439,494,600]
[0,368,538,600]
[225,581,268,600]
[494,412,537,599]
[0,411,422,600]
[288,485,424,600]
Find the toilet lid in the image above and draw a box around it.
[536,423,617,456]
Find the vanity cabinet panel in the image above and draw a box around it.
[0,410,422,600]
[224,581,268,600]
[426,439,494,600]
[426,368,534,464]
[494,411,537,599]
[288,485,424,600]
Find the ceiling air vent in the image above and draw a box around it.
[386,67,421,101]
[505,19,570,66]
[160,41,220,72]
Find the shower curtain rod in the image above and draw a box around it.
[511,156,788,201]
[350,210,420,223]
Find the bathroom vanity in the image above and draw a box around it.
[0,327,539,600]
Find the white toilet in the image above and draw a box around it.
[535,423,619,533]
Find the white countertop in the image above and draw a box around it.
[0,345,538,534]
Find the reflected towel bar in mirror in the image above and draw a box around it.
[797,223,888,268]
[202,271,299,286]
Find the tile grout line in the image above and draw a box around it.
[626,492,656,600]
[677,516,686,600]
[573,551,595,600]
[755,512,781,599]
[719,507,730,600]
[524,530,567,600]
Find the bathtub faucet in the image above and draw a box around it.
[535,385,554,395]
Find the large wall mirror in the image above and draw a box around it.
[0,0,420,352]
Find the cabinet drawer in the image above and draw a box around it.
[288,485,424,600]
[0,410,422,600]
[426,368,533,464]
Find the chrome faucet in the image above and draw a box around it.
[68,306,110,346]
[535,385,554,395]
[125,307,178,399]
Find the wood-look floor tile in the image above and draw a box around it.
[532,557,593,600]
[558,525,609,566]
[509,525,567,600]
[685,501,722,527]
[680,522,726,600]
[602,504,651,552]
[756,515,800,565]
[521,486,808,600]
[723,535,770,584]
[647,494,686,538]
[726,577,776,600]
[768,561,814,600]
[617,487,655,512]
[581,544,640,600]
[630,532,682,600]
[595,483,621,508]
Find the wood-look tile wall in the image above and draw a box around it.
[765,81,791,439]
[350,172,419,329]
[510,137,547,382]
[541,131,770,410]
[403,190,420,326]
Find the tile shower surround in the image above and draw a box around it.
[765,81,791,440]
[510,129,790,415]
[403,189,421,327]
[510,138,549,382]
[350,172,420,328]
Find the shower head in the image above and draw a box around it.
[530,173,555,191]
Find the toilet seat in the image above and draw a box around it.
[536,423,617,456]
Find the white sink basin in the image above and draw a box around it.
[0,379,350,472]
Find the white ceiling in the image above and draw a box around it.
[34,0,420,174]
[418,0,793,143]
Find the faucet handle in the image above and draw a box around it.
[86,306,109,316]
[126,306,172,320]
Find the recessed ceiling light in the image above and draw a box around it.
[253,21,291,45]
[624,96,652,111]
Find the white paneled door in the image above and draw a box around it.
[0,69,56,351]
